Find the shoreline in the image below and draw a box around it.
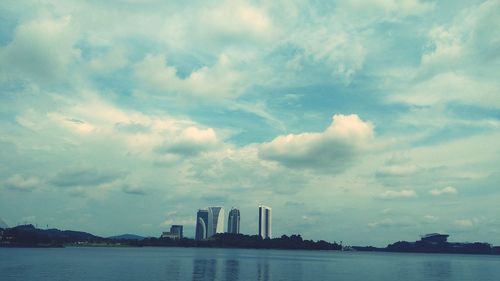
[2,244,500,256]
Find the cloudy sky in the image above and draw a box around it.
[0,0,499,246]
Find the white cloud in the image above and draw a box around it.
[4,174,40,192]
[377,164,418,177]
[155,126,219,156]
[228,101,286,131]
[160,218,195,227]
[421,26,463,70]
[423,215,439,223]
[293,26,366,82]
[134,53,247,99]
[88,47,128,74]
[377,189,417,200]
[368,218,412,228]
[392,0,500,107]
[384,0,500,116]
[0,15,80,84]
[430,186,457,196]
[259,114,374,171]
[421,0,500,74]
[336,0,434,25]
[390,72,500,108]
[374,154,452,189]
[13,92,222,159]
[454,219,475,228]
[197,2,274,43]
[47,113,96,135]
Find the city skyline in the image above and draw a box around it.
[0,0,499,247]
[193,206,262,239]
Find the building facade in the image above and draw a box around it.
[161,225,183,239]
[258,205,272,239]
[207,206,225,238]
[170,225,183,239]
[195,209,209,240]
[420,233,449,243]
[227,208,240,234]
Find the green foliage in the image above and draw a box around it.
[140,233,341,250]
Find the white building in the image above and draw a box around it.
[258,205,272,239]
[207,207,225,238]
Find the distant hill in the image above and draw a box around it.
[108,234,145,240]
[0,218,8,229]
[1,225,104,246]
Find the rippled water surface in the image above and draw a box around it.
[1,247,499,281]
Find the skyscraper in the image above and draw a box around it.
[258,205,272,239]
[207,206,225,238]
[227,208,240,234]
[195,209,209,240]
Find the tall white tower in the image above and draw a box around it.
[258,205,272,239]
[207,206,225,238]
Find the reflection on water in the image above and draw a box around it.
[192,258,242,281]
[225,259,239,281]
[257,260,269,281]
[189,252,456,281]
[192,259,216,281]
[422,260,452,280]
[1,248,500,281]
[191,257,273,281]
[165,259,181,280]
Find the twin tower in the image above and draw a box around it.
[195,205,272,240]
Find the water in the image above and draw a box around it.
[1,247,499,281]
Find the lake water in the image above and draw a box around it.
[1,247,499,281]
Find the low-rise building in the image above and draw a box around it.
[420,233,449,244]
[161,225,183,239]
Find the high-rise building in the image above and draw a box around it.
[207,206,225,238]
[195,209,209,240]
[227,208,240,234]
[258,205,272,239]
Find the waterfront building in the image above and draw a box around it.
[161,225,183,239]
[420,233,449,243]
[207,207,225,238]
[161,232,178,239]
[195,209,209,240]
[227,208,240,234]
[170,225,183,239]
[258,205,272,239]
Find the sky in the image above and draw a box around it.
[0,0,499,247]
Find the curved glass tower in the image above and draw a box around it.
[195,209,209,240]
[207,206,225,238]
[227,208,240,234]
